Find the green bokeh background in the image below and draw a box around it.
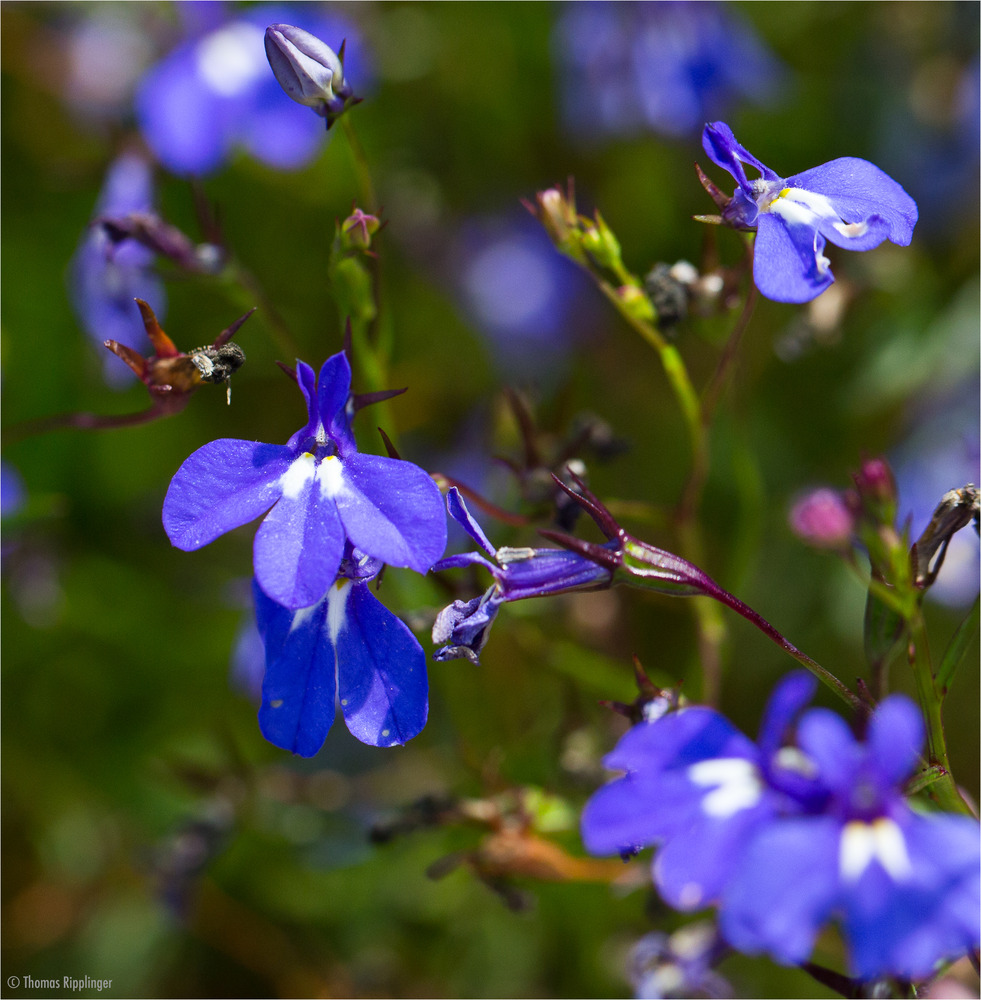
[2,3,978,998]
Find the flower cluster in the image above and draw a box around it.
[582,673,980,981]
[163,351,446,754]
[701,121,918,303]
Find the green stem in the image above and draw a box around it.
[594,280,722,694]
[340,116,377,212]
[907,609,974,816]
[594,280,707,503]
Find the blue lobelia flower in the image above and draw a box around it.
[581,671,824,912]
[135,6,366,175]
[719,696,981,981]
[431,488,615,663]
[702,121,918,303]
[252,546,428,755]
[69,151,166,386]
[163,350,447,611]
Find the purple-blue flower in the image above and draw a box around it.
[163,350,447,610]
[69,151,165,385]
[431,488,614,663]
[720,698,980,981]
[582,673,981,982]
[135,7,365,175]
[702,121,918,303]
[581,672,823,911]
[555,2,784,141]
[253,547,428,755]
[454,214,597,378]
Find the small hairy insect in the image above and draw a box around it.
[189,343,247,402]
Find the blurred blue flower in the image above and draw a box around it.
[555,1,784,141]
[455,214,596,377]
[432,488,613,663]
[583,672,981,982]
[581,672,823,909]
[253,548,428,756]
[163,351,447,610]
[230,612,266,704]
[69,151,166,386]
[893,385,980,607]
[1,462,26,519]
[135,5,366,175]
[702,121,918,303]
[628,924,730,1000]
[878,56,980,240]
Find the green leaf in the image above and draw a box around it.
[936,596,980,696]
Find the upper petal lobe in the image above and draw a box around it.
[163,440,292,550]
[333,453,447,573]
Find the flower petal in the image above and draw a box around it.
[336,583,428,746]
[333,453,447,572]
[756,670,816,759]
[795,707,861,793]
[868,696,924,786]
[789,157,918,247]
[163,440,291,550]
[753,212,834,303]
[604,706,755,774]
[702,121,779,192]
[655,805,770,911]
[254,583,336,758]
[317,351,355,453]
[253,459,346,608]
[431,589,502,664]
[580,773,669,856]
[134,44,230,175]
[431,551,497,573]
[445,488,497,556]
[719,816,840,965]
[286,360,320,450]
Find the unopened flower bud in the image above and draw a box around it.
[534,183,577,241]
[853,456,898,525]
[616,283,655,323]
[340,207,381,250]
[580,213,621,270]
[789,488,855,549]
[264,24,359,128]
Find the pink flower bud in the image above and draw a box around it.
[789,488,855,549]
